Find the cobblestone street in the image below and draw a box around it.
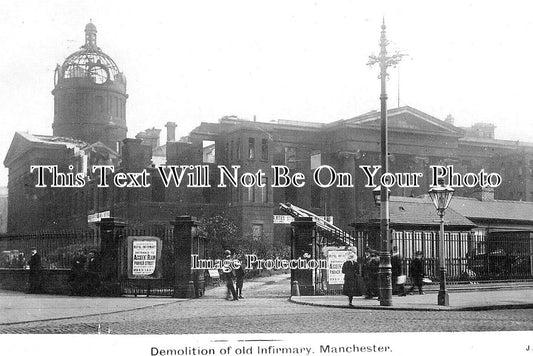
[1,273,533,334]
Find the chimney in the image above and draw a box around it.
[165,122,177,142]
[472,186,495,202]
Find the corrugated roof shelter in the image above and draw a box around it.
[353,196,476,231]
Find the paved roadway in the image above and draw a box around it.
[1,273,533,334]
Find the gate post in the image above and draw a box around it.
[291,217,317,296]
[171,215,199,298]
[97,217,126,296]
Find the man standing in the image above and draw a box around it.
[407,251,425,295]
[391,246,405,296]
[234,254,245,299]
[69,249,87,296]
[222,250,238,301]
[364,251,380,299]
[28,248,42,293]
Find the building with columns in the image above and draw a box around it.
[4,23,533,247]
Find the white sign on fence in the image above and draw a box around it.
[327,250,351,285]
[87,210,110,223]
[132,240,157,276]
[273,215,333,224]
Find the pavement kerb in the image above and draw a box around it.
[288,296,533,312]
[0,298,187,326]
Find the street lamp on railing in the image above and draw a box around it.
[428,181,455,306]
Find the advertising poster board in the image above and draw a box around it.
[327,249,350,287]
[126,236,163,279]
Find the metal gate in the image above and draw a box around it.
[119,226,176,297]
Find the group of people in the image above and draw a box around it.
[69,249,100,296]
[222,249,245,301]
[342,247,427,306]
[0,251,26,268]
[23,247,101,295]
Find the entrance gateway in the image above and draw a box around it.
[99,216,206,298]
[280,202,359,296]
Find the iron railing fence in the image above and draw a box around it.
[0,230,100,269]
[360,230,533,282]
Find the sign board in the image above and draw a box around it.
[87,210,110,223]
[208,269,220,278]
[126,236,162,279]
[273,215,333,224]
[327,249,351,286]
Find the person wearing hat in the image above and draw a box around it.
[28,248,42,293]
[406,251,425,295]
[69,249,87,296]
[234,253,246,299]
[342,251,359,307]
[391,246,405,296]
[364,251,380,299]
[86,250,100,296]
[222,250,238,301]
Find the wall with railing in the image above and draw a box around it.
[0,230,100,270]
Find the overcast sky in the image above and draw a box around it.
[1,1,533,186]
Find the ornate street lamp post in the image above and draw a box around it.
[368,19,404,306]
[428,182,455,306]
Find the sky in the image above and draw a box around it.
[1,0,533,186]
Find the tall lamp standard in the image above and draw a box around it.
[368,19,404,306]
[428,182,455,306]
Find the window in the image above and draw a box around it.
[311,150,321,170]
[95,96,104,113]
[202,140,216,163]
[230,140,233,161]
[261,177,268,203]
[248,186,255,202]
[114,97,119,117]
[248,138,255,159]
[285,147,296,168]
[236,138,241,160]
[261,139,269,160]
[252,224,263,239]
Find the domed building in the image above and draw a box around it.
[52,22,128,152]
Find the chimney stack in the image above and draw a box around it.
[472,186,495,202]
[165,122,177,142]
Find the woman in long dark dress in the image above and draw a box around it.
[342,251,358,307]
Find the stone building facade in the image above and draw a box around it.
[4,23,533,244]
